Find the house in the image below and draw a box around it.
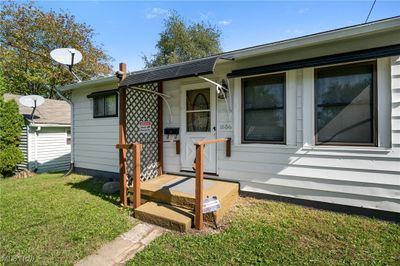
[4,94,71,173]
[60,17,400,217]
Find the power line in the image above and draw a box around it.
[365,0,377,23]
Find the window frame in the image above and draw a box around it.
[186,88,211,132]
[92,93,119,119]
[314,60,378,147]
[241,73,287,144]
[66,130,71,145]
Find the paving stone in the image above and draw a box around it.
[75,223,164,266]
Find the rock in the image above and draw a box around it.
[102,182,120,194]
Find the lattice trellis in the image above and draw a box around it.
[126,83,159,182]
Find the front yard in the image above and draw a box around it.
[129,198,400,265]
[0,173,136,265]
[1,173,399,265]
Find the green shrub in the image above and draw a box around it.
[0,96,24,177]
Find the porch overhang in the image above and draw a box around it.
[119,56,219,87]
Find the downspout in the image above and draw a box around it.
[53,87,74,176]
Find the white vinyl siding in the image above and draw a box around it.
[27,127,71,172]
[17,125,29,170]
[161,56,400,213]
[71,85,119,173]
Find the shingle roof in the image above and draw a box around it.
[120,56,219,87]
[3,94,70,125]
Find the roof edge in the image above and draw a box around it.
[58,76,118,92]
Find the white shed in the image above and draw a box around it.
[4,94,71,173]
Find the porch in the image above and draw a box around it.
[130,174,239,232]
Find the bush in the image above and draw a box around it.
[0,96,24,177]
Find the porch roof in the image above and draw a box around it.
[120,56,219,87]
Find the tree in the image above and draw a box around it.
[0,1,113,98]
[144,12,222,68]
[0,71,24,177]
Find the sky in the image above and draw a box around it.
[35,0,400,72]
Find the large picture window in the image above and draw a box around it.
[242,74,285,143]
[315,61,376,145]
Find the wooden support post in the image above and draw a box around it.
[118,63,127,207]
[195,144,204,230]
[157,82,164,176]
[226,137,231,157]
[133,143,141,209]
[175,140,180,155]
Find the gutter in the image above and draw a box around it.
[30,123,70,128]
[59,76,118,92]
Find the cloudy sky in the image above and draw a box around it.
[37,0,400,71]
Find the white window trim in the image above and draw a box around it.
[233,71,298,148]
[232,57,393,151]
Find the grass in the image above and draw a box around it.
[0,173,136,265]
[129,197,400,266]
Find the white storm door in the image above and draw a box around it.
[181,86,217,173]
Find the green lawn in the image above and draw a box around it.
[0,173,136,265]
[129,197,400,266]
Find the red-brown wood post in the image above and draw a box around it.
[118,63,128,207]
[175,140,180,155]
[226,137,231,157]
[133,143,141,209]
[195,144,204,230]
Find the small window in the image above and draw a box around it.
[93,94,118,118]
[242,73,286,143]
[315,61,376,145]
[66,130,71,145]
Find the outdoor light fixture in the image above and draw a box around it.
[217,79,229,100]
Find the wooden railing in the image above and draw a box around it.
[194,137,231,230]
[115,143,142,208]
[116,140,180,209]
[116,137,231,230]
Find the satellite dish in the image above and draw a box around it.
[50,48,82,66]
[19,95,45,108]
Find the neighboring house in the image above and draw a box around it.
[60,17,400,215]
[4,94,71,173]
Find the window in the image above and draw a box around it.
[66,130,71,145]
[315,61,376,145]
[93,94,118,118]
[186,88,210,132]
[242,73,285,143]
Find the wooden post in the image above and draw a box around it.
[118,63,127,207]
[175,140,180,155]
[157,82,164,176]
[195,144,204,230]
[226,137,231,157]
[133,143,141,209]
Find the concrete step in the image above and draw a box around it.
[134,202,193,232]
[130,174,239,223]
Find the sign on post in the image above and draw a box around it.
[203,196,220,214]
[139,121,152,133]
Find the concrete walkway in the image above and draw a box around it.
[75,223,164,266]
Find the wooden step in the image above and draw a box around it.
[130,174,239,223]
[134,202,194,232]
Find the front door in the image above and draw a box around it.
[181,86,217,173]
